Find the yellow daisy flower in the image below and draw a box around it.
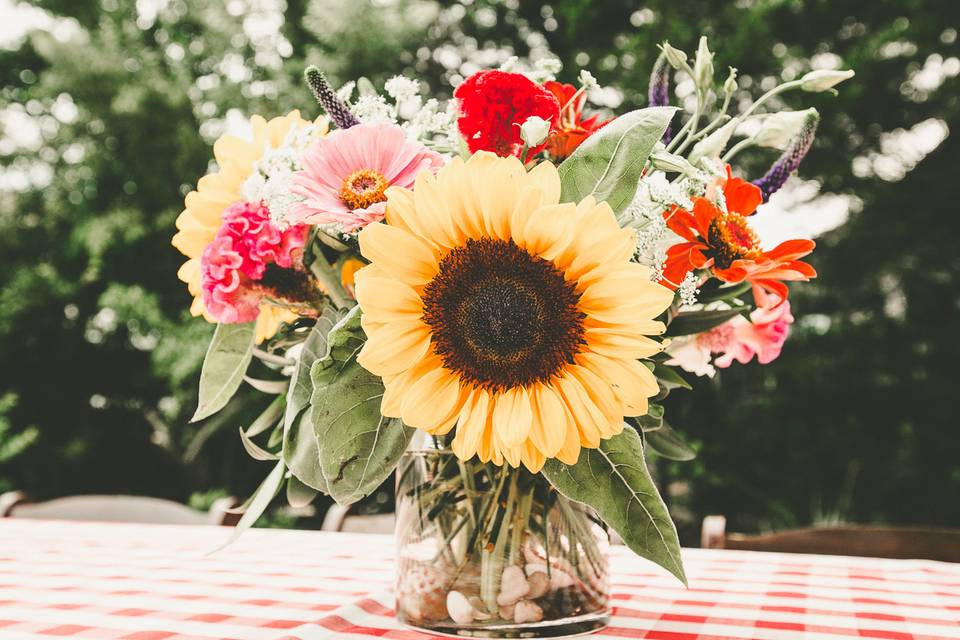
[172,110,327,343]
[354,152,673,472]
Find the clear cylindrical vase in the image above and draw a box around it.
[395,449,610,638]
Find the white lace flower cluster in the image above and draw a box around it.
[626,172,700,280]
[241,120,324,228]
[344,76,460,152]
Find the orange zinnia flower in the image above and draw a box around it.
[542,81,610,161]
[661,167,816,304]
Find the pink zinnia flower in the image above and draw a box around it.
[715,299,794,367]
[666,300,795,376]
[289,122,444,233]
[201,201,308,324]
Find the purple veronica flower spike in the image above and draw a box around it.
[648,54,673,144]
[752,111,820,201]
[304,66,360,130]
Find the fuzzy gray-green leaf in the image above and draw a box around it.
[542,428,686,585]
[558,107,677,216]
[191,322,256,422]
[310,306,414,505]
[210,458,285,553]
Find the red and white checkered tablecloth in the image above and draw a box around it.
[0,519,958,640]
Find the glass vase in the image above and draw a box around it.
[395,448,610,638]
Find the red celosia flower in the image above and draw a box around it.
[661,167,816,304]
[454,70,560,158]
[542,81,610,160]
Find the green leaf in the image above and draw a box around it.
[558,107,677,216]
[243,377,289,394]
[283,306,342,435]
[644,421,697,461]
[191,322,256,422]
[283,405,328,493]
[631,404,664,432]
[653,363,692,391]
[542,429,686,585]
[210,459,285,553]
[666,307,748,337]
[697,281,752,304]
[286,475,319,509]
[310,306,415,505]
[238,426,279,461]
[245,396,284,438]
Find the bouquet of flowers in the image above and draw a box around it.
[173,37,851,636]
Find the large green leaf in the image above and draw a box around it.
[281,306,346,494]
[542,428,687,585]
[283,405,328,492]
[191,322,256,422]
[310,306,415,505]
[283,306,343,434]
[558,106,677,216]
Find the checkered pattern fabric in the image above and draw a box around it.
[0,519,957,639]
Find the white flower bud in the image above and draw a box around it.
[688,117,740,164]
[659,42,687,70]
[753,108,819,150]
[800,68,855,92]
[578,69,598,90]
[520,115,551,148]
[693,36,714,88]
[650,149,700,176]
[723,67,738,96]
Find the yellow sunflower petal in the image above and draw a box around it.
[492,387,533,449]
[520,441,546,473]
[412,170,465,250]
[524,160,561,206]
[555,419,582,465]
[357,319,432,377]
[400,367,466,433]
[358,222,439,286]
[451,389,491,461]
[354,268,422,322]
[529,383,569,458]
[513,203,576,262]
[585,327,665,359]
[568,364,622,439]
[578,352,656,417]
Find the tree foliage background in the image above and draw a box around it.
[1,0,957,542]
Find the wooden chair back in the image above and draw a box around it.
[0,491,238,526]
[702,515,960,562]
[321,503,395,534]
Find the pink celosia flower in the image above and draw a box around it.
[666,300,794,376]
[201,201,308,324]
[289,122,444,233]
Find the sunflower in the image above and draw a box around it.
[354,152,673,471]
[172,110,327,343]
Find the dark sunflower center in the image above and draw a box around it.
[706,211,761,270]
[422,238,586,392]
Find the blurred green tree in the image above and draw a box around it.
[1,0,956,538]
